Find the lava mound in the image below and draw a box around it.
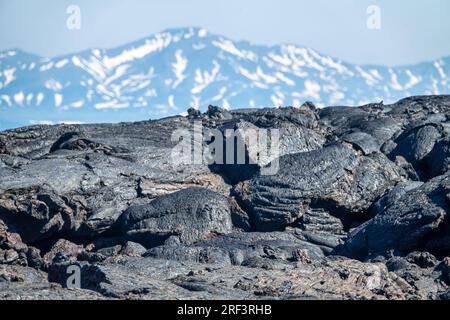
[1,95,450,300]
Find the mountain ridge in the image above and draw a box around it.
[3,27,449,67]
[1,27,449,130]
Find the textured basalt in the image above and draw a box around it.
[0,95,449,300]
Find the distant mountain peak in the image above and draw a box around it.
[1,27,449,130]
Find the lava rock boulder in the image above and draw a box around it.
[117,187,233,247]
[237,143,405,231]
[341,173,450,258]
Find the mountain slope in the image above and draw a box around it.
[1,27,449,129]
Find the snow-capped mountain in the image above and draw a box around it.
[1,27,449,130]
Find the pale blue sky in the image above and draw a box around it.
[1,0,449,65]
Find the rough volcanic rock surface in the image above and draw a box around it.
[341,173,450,259]
[236,143,405,231]
[118,187,233,247]
[0,95,449,300]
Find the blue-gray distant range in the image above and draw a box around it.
[0,27,449,130]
